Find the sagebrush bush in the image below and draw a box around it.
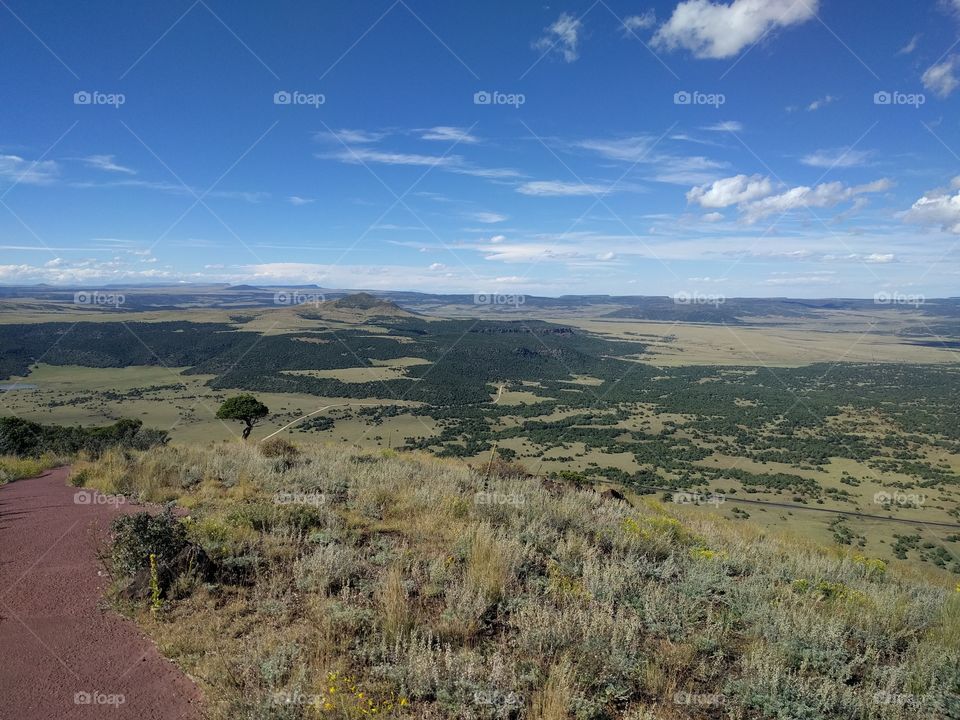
[86,441,960,720]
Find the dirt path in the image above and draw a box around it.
[0,467,202,719]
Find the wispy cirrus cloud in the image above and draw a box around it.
[82,154,136,174]
[0,154,60,185]
[320,147,521,180]
[533,12,582,62]
[516,180,614,197]
[922,55,960,98]
[420,126,479,143]
[577,135,727,185]
[800,147,873,168]
[287,195,315,206]
[317,128,388,144]
[621,10,657,35]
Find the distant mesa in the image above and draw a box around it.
[223,284,266,292]
[333,292,394,310]
[315,292,417,318]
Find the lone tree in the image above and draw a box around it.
[216,395,269,440]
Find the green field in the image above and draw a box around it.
[2,292,959,578]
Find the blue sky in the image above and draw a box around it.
[1,0,959,297]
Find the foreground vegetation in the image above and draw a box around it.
[77,441,960,719]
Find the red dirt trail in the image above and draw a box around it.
[0,467,202,719]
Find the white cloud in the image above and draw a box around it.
[533,12,582,62]
[653,0,819,59]
[420,126,479,144]
[596,251,615,260]
[687,174,774,208]
[763,271,837,287]
[467,211,507,224]
[742,179,893,223]
[83,154,136,174]
[287,196,315,205]
[800,147,872,168]
[806,94,837,111]
[897,34,920,55]
[428,262,446,271]
[621,10,657,35]
[517,180,610,197]
[0,155,60,185]
[922,55,960,98]
[578,137,655,162]
[489,235,507,244]
[702,120,744,132]
[322,148,520,179]
[702,211,725,222]
[319,128,387,144]
[903,180,960,233]
[577,136,726,185]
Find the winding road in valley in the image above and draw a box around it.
[0,467,202,720]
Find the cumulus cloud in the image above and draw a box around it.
[653,0,819,59]
[742,179,893,223]
[922,55,960,98]
[800,147,872,168]
[687,174,774,208]
[902,179,960,233]
[533,12,582,62]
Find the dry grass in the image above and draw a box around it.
[82,441,960,719]
[0,453,62,484]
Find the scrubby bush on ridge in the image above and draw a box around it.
[0,416,167,459]
[88,441,960,720]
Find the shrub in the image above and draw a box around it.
[258,437,300,461]
[111,506,188,585]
